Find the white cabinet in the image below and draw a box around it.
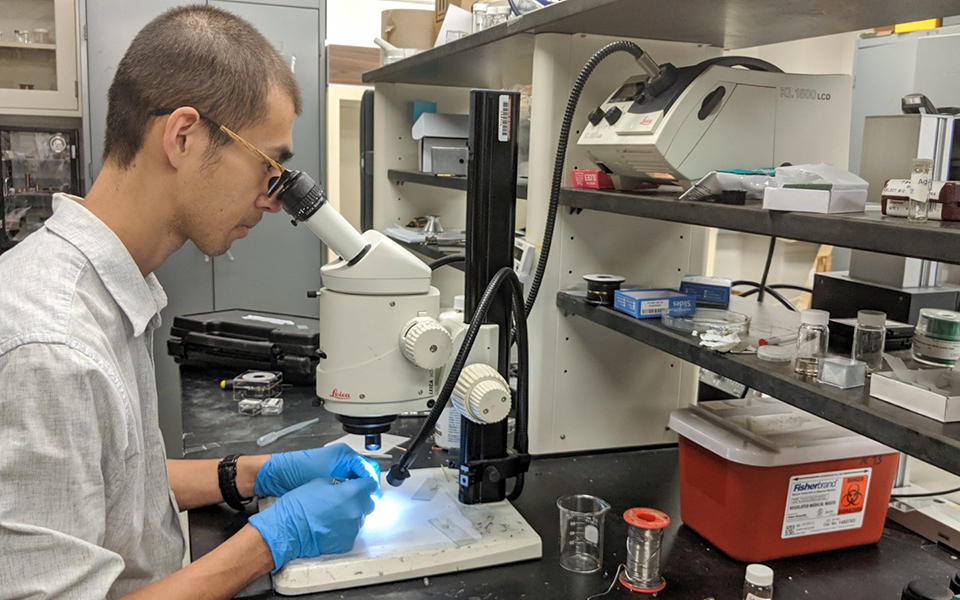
[0,0,79,115]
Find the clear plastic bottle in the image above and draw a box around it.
[742,563,774,600]
[795,309,830,376]
[852,309,886,373]
[908,158,933,223]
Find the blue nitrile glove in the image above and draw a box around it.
[254,444,382,497]
[248,476,377,571]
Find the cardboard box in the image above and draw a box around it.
[762,187,867,214]
[870,370,960,422]
[411,113,468,172]
[613,289,696,319]
[680,275,732,308]
[435,0,478,25]
[571,169,614,190]
[381,9,436,49]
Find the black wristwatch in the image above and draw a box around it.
[218,454,253,511]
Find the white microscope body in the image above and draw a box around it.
[300,201,456,447]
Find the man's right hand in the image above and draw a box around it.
[248,477,376,571]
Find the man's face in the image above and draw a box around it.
[176,86,295,256]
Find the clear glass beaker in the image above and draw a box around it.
[557,494,610,573]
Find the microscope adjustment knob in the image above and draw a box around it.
[452,364,511,425]
[400,317,453,370]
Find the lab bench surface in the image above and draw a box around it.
[180,367,959,599]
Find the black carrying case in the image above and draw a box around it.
[167,309,320,384]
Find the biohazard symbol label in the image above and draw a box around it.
[839,474,868,514]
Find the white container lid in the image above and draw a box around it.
[669,397,894,467]
[857,310,886,328]
[746,564,774,587]
[800,309,829,326]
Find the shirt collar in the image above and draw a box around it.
[44,194,168,336]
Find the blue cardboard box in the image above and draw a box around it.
[679,275,732,308]
[613,289,697,319]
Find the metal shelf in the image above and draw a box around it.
[560,188,960,264]
[0,41,57,51]
[557,290,960,476]
[394,239,465,271]
[363,0,960,86]
[388,169,528,199]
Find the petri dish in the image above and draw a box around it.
[662,308,750,337]
[757,343,796,363]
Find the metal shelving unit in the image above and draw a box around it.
[363,0,957,86]
[557,290,960,476]
[394,239,465,271]
[560,188,960,264]
[364,0,960,460]
[388,168,528,199]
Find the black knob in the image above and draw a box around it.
[588,107,605,126]
[604,106,623,125]
[901,579,954,600]
[386,464,410,487]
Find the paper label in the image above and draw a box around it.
[242,314,296,326]
[782,468,871,538]
[883,179,945,199]
[498,95,511,142]
[640,299,669,315]
[885,198,943,220]
[746,594,766,600]
[913,334,960,360]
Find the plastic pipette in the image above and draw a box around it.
[256,417,320,447]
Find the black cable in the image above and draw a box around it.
[731,280,796,312]
[757,236,776,303]
[739,284,812,299]
[388,268,529,490]
[891,486,960,499]
[427,254,465,270]
[523,40,649,319]
[769,284,813,294]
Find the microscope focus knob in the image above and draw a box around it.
[400,316,453,369]
[452,364,511,425]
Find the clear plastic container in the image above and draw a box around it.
[557,494,609,573]
[795,310,830,376]
[909,158,933,223]
[852,310,886,373]
[471,2,489,33]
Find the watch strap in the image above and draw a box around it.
[218,454,253,510]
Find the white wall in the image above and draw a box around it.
[731,30,865,75]
[327,0,432,47]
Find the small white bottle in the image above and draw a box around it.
[742,563,774,600]
[795,309,830,376]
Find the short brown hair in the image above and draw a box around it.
[103,5,302,168]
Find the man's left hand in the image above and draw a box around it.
[254,444,381,497]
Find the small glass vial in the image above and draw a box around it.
[795,309,830,376]
[908,158,933,223]
[471,2,489,33]
[852,309,886,373]
[743,563,774,600]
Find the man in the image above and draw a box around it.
[0,6,377,598]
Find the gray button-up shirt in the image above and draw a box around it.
[0,194,185,598]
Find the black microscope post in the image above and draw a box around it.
[459,89,520,505]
